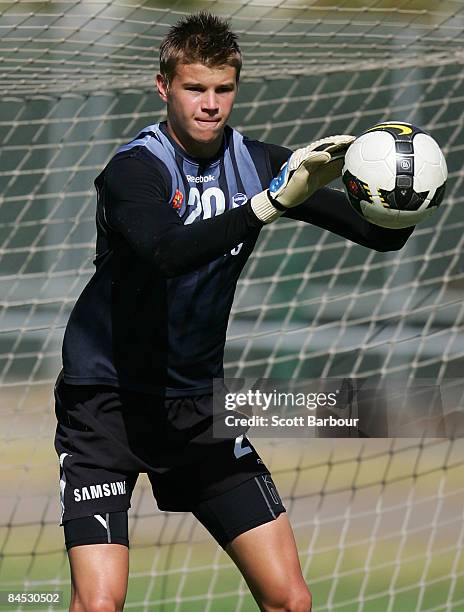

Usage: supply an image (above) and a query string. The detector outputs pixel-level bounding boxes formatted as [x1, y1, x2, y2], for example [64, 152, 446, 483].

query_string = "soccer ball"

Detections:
[342, 122, 447, 229]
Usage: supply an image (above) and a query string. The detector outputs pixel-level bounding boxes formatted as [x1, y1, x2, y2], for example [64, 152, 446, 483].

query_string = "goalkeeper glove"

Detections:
[251, 134, 356, 223]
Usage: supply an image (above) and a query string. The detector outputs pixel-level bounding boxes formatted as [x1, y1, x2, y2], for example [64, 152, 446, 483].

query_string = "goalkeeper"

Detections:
[54, 11, 413, 612]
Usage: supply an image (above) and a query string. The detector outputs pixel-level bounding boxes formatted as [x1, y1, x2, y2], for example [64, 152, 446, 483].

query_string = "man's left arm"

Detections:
[286, 186, 414, 252]
[264, 142, 414, 252]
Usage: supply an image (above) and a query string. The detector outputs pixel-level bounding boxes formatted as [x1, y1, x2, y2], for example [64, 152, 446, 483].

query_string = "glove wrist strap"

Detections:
[250, 190, 284, 224]
[267, 190, 287, 212]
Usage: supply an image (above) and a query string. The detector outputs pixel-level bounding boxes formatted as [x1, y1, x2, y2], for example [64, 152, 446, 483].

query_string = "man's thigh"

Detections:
[68, 543, 129, 611]
[191, 474, 311, 610]
[226, 513, 311, 611]
[192, 474, 286, 548]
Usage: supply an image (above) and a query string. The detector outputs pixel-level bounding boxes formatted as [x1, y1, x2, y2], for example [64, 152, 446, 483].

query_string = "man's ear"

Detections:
[156, 73, 169, 102]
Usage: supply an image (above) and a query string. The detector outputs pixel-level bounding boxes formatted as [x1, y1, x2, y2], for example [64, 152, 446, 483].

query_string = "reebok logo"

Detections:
[187, 174, 215, 183]
[74, 480, 127, 502]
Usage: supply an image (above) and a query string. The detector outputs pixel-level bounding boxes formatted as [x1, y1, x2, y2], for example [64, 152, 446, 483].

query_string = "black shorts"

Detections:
[54, 376, 283, 541]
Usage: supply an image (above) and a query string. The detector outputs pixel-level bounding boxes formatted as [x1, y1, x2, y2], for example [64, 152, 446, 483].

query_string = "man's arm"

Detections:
[265, 142, 414, 252]
[104, 154, 264, 278]
[286, 187, 414, 252]
[103, 135, 351, 277]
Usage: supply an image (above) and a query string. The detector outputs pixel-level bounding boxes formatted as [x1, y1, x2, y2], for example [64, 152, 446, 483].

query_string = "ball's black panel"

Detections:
[395, 179, 414, 209]
[378, 188, 397, 210]
[396, 141, 413, 154]
[396, 176, 413, 187]
[399, 190, 428, 211]
[342, 169, 369, 217]
[427, 182, 446, 209]
[378, 186, 429, 212]
[394, 137, 415, 207]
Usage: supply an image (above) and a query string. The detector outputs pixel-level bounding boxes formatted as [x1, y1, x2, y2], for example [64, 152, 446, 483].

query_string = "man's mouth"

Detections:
[195, 119, 220, 126]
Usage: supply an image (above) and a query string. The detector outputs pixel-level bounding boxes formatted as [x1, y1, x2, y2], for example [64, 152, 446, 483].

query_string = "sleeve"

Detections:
[103, 154, 264, 278]
[264, 142, 414, 252]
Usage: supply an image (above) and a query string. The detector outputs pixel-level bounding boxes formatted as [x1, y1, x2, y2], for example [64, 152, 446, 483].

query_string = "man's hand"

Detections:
[251, 134, 356, 223]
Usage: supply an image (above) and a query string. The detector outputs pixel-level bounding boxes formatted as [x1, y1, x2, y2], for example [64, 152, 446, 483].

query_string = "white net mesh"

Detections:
[1, 1, 464, 610]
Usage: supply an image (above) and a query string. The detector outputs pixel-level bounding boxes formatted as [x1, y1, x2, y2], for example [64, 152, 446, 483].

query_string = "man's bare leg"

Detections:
[68, 544, 128, 612]
[226, 513, 312, 612]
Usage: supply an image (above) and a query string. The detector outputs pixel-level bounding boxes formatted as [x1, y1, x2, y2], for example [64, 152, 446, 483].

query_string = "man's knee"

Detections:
[261, 582, 312, 612]
[71, 593, 125, 612]
[286, 589, 312, 612]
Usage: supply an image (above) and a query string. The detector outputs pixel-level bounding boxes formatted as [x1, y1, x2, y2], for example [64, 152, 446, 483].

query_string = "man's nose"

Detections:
[202, 91, 219, 112]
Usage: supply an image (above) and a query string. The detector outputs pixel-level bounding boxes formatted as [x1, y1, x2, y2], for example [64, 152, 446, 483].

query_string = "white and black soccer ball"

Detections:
[342, 122, 447, 229]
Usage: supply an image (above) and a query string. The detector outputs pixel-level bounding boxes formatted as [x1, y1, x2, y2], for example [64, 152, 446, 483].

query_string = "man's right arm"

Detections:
[104, 155, 264, 277]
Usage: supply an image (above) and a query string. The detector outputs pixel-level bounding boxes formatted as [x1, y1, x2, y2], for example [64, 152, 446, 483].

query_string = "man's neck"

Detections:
[165, 120, 223, 160]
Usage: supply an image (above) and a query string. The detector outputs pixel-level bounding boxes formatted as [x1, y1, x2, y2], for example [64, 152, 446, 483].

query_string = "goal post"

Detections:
[1, 1, 463, 610]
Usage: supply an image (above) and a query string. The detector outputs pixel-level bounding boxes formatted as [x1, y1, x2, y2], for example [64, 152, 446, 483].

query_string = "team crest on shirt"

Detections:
[171, 189, 184, 209]
[232, 193, 247, 207]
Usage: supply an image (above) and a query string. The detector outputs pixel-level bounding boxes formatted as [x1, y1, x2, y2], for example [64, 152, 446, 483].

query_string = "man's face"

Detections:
[156, 62, 238, 158]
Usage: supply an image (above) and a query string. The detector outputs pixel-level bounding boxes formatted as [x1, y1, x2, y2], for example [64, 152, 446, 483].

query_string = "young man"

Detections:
[54, 12, 413, 612]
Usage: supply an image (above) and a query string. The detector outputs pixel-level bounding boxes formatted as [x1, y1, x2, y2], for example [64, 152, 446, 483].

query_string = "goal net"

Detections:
[1, 0, 463, 610]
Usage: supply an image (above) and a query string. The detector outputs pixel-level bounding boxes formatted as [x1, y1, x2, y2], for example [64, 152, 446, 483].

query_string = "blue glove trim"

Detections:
[269, 162, 289, 194]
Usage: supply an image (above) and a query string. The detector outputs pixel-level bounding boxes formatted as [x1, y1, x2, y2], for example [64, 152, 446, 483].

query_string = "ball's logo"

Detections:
[348, 179, 359, 195]
[400, 159, 412, 170]
[368, 123, 413, 136]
